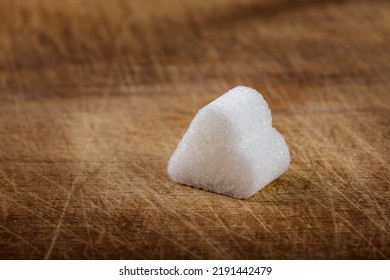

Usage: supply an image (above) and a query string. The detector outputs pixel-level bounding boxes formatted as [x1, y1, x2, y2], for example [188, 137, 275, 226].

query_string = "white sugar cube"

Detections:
[167, 86, 290, 199]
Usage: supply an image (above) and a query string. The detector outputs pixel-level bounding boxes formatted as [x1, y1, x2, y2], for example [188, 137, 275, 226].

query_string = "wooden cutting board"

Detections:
[0, 0, 389, 259]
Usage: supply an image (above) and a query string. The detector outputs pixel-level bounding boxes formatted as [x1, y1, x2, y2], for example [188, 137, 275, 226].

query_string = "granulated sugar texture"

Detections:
[167, 86, 290, 199]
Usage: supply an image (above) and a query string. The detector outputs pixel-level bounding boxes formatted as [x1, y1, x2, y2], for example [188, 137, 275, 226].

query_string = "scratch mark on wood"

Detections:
[43, 181, 77, 260]
[0, 224, 41, 253]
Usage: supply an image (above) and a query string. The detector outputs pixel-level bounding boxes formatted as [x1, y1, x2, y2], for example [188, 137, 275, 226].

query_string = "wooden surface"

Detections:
[0, 0, 389, 260]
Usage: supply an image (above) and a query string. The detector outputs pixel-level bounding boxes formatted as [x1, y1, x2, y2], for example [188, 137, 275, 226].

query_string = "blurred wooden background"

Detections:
[0, 0, 389, 259]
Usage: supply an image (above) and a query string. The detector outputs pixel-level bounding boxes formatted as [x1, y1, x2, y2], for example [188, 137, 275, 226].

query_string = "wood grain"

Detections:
[0, 0, 389, 259]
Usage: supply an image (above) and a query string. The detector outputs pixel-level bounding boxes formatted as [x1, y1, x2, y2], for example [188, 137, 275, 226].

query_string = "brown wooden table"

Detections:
[0, 0, 389, 259]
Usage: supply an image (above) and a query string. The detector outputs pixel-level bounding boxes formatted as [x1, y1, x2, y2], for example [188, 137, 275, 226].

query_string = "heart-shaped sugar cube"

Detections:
[167, 86, 290, 199]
